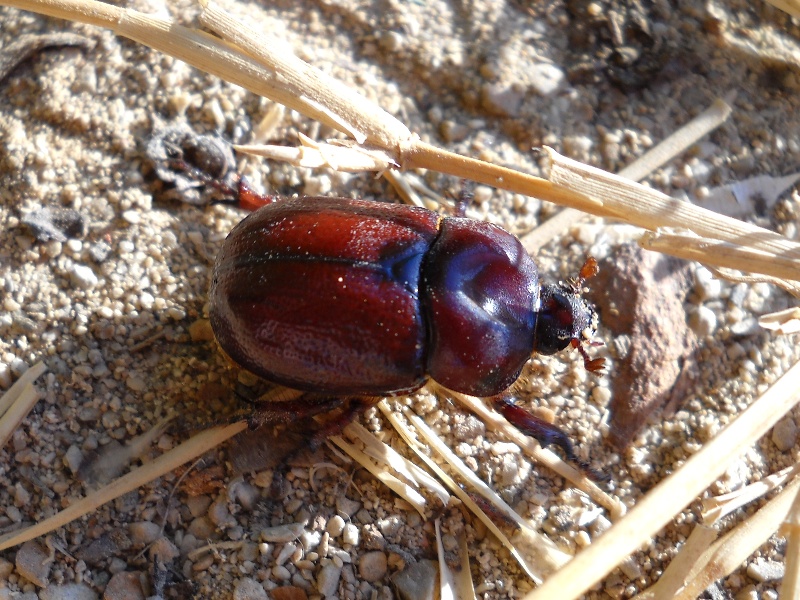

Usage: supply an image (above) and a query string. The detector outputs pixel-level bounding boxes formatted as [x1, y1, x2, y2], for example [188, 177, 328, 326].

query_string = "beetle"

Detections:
[209, 193, 604, 475]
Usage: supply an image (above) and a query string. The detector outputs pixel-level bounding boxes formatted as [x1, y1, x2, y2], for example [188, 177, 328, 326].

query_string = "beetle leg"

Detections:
[245, 394, 378, 450]
[246, 394, 345, 430]
[491, 395, 607, 482]
[307, 397, 379, 449]
[232, 178, 280, 211]
[454, 181, 475, 217]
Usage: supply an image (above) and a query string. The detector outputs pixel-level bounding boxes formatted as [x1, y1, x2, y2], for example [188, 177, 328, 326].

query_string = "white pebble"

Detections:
[746, 559, 784, 582]
[688, 306, 717, 337]
[70, 264, 98, 289]
[342, 523, 359, 546]
[694, 267, 722, 301]
[122, 210, 141, 224]
[529, 63, 565, 96]
[327, 515, 345, 537]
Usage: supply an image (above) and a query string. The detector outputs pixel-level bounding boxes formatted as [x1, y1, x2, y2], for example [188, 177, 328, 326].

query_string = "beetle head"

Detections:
[534, 257, 605, 372]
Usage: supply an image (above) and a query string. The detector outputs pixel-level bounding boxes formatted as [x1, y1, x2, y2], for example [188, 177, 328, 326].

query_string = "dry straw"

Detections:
[3, 0, 800, 597]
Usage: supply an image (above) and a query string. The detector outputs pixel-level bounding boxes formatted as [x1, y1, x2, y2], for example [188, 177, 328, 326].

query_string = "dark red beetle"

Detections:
[209, 195, 603, 474]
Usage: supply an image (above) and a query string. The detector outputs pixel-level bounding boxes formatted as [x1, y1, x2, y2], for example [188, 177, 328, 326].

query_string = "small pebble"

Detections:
[316, 564, 342, 598]
[0, 558, 13, 579]
[391, 559, 438, 600]
[0, 362, 11, 389]
[104, 572, 145, 600]
[63, 445, 83, 474]
[129, 521, 161, 545]
[529, 63, 565, 96]
[270, 586, 309, 600]
[481, 82, 523, 117]
[342, 523, 359, 546]
[262, 522, 304, 543]
[188, 516, 215, 539]
[69, 264, 98, 289]
[149, 538, 179, 563]
[327, 515, 345, 538]
[186, 495, 212, 518]
[694, 267, 722, 300]
[746, 559, 784, 582]
[125, 375, 147, 392]
[772, 417, 798, 451]
[121, 210, 141, 224]
[275, 543, 296, 566]
[336, 497, 361, 518]
[688, 305, 717, 337]
[233, 577, 268, 600]
[377, 516, 401, 537]
[208, 499, 236, 528]
[16, 540, 51, 587]
[235, 482, 260, 510]
[358, 551, 388, 582]
[38, 583, 97, 600]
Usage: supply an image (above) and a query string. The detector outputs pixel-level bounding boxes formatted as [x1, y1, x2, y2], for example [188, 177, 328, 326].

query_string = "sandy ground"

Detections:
[1, 0, 800, 598]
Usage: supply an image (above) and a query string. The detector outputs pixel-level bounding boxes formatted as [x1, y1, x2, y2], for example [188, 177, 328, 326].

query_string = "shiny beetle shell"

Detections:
[209, 197, 597, 398]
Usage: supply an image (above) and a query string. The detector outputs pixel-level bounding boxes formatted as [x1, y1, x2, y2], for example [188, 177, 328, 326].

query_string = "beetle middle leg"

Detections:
[491, 395, 607, 482]
[247, 392, 376, 448]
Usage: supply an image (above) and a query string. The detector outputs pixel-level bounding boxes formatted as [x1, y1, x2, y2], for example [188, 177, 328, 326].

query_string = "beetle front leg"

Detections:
[491, 395, 607, 482]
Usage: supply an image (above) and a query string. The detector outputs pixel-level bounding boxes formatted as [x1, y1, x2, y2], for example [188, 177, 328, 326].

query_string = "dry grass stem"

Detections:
[0, 361, 46, 418]
[632, 524, 718, 600]
[672, 474, 800, 599]
[545, 149, 800, 283]
[639, 229, 800, 286]
[406, 409, 536, 533]
[780, 485, 800, 600]
[0, 384, 40, 450]
[437, 387, 622, 517]
[434, 519, 455, 598]
[343, 421, 450, 506]
[3, 0, 800, 595]
[702, 462, 800, 523]
[620, 98, 733, 183]
[524, 357, 800, 600]
[706, 266, 800, 298]
[435, 518, 476, 600]
[235, 136, 398, 173]
[762, 0, 800, 17]
[197, 0, 411, 147]
[759, 307, 800, 334]
[0, 362, 46, 449]
[0, 421, 247, 551]
[378, 401, 570, 583]
[456, 531, 478, 599]
[523, 96, 732, 252]
[328, 433, 428, 517]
